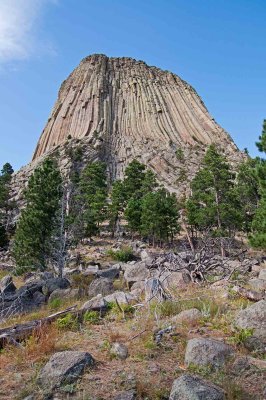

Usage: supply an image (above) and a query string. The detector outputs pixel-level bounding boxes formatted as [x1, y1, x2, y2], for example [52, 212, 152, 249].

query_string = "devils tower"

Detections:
[22, 54, 242, 196]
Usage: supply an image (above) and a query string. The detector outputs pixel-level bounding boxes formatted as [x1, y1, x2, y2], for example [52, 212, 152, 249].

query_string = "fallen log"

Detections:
[231, 286, 264, 302]
[0, 305, 79, 348]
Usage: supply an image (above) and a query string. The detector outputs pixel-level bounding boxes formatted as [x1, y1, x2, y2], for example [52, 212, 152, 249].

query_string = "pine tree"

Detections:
[250, 121, 266, 249]
[12, 158, 62, 272]
[141, 188, 179, 245]
[0, 162, 14, 248]
[108, 180, 126, 236]
[123, 159, 146, 200]
[186, 145, 242, 253]
[236, 157, 260, 232]
[78, 161, 107, 238]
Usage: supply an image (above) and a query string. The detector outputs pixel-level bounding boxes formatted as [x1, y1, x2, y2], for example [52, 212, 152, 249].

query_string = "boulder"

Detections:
[234, 300, 266, 339]
[160, 270, 190, 290]
[124, 262, 149, 286]
[97, 267, 120, 280]
[104, 291, 136, 305]
[243, 336, 265, 353]
[185, 338, 233, 369]
[49, 288, 80, 302]
[32, 291, 46, 306]
[248, 278, 266, 292]
[172, 308, 202, 326]
[258, 269, 266, 280]
[169, 374, 225, 400]
[38, 351, 94, 391]
[82, 265, 99, 276]
[0, 275, 16, 294]
[88, 277, 114, 297]
[42, 277, 70, 296]
[130, 280, 145, 297]
[81, 294, 108, 313]
[110, 343, 129, 360]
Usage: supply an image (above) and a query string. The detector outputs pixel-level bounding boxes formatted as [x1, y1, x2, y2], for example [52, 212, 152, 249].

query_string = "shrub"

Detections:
[107, 246, 134, 262]
[49, 298, 62, 310]
[175, 148, 184, 161]
[229, 327, 254, 345]
[56, 313, 79, 331]
[83, 310, 100, 324]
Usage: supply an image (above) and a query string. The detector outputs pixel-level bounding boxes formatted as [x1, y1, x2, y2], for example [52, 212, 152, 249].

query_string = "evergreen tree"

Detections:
[12, 158, 62, 271]
[108, 180, 126, 236]
[0, 162, 14, 248]
[78, 161, 107, 237]
[123, 159, 146, 200]
[250, 121, 266, 249]
[186, 145, 242, 252]
[124, 196, 142, 235]
[236, 157, 260, 232]
[141, 188, 179, 245]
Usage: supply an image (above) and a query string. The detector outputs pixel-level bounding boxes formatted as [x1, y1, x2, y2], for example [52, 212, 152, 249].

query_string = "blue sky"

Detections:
[0, 0, 265, 170]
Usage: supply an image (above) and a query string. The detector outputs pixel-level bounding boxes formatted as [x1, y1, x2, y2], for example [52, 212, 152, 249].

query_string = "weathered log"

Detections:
[231, 286, 264, 302]
[0, 305, 78, 348]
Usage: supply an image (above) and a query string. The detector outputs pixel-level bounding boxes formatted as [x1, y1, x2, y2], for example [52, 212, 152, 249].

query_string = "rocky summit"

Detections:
[22, 55, 241, 191]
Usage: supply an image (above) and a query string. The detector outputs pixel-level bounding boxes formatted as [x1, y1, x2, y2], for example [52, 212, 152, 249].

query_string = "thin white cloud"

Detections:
[0, 0, 57, 64]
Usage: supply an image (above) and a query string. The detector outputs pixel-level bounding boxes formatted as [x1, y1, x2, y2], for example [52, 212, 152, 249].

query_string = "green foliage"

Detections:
[175, 148, 185, 161]
[236, 157, 260, 232]
[250, 120, 266, 249]
[56, 313, 79, 331]
[107, 246, 134, 262]
[123, 159, 146, 199]
[108, 160, 179, 243]
[0, 162, 14, 248]
[108, 180, 126, 236]
[83, 310, 100, 324]
[141, 188, 180, 243]
[49, 298, 63, 310]
[78, 161, 107, 238]
[186, 144, 243, 237]
[124, 196, 142, 233]
[229, 327, 254, 346]
[12, 158, 62, 271]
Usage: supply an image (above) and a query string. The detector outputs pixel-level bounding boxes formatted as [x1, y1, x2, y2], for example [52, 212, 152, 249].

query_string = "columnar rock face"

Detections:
[32, 54, 242, 194]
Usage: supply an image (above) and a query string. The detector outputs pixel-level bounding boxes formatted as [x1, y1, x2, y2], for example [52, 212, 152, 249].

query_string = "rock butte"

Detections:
[14, 54, 243, 200]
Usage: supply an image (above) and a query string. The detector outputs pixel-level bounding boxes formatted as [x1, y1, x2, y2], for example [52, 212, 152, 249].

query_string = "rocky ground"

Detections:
[0, 238, 265, 400]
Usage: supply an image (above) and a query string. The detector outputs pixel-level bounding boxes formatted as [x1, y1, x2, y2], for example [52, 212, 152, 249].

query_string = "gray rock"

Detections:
[258, 269, 266, 280]
[82, 265, 99, 276]
[104, 291, 136, 305]
[160, 270, 190, 289]
[124, 262, 149, 286]
[42, 277, 70, 296]
[169, 374, 225, 400]
[234, 300, 266, 339]
[88, 277, 114, 297]
[0, 275, 16, 294]
[97, 267, 120, 280]
[38, 351, 94, 391]
[243, 336, 266, 353]
[114, 389, 136, 400]
[185, 338, 233, 369]
[81, 294, 108, 312]
[32, 291, 46, 305]
[110, 342, 128, 359]
[49, 288, 80, 302]
[130, 280, 145, 297]
[172, 308, 202, 326]
[248, 278, 266, 292]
